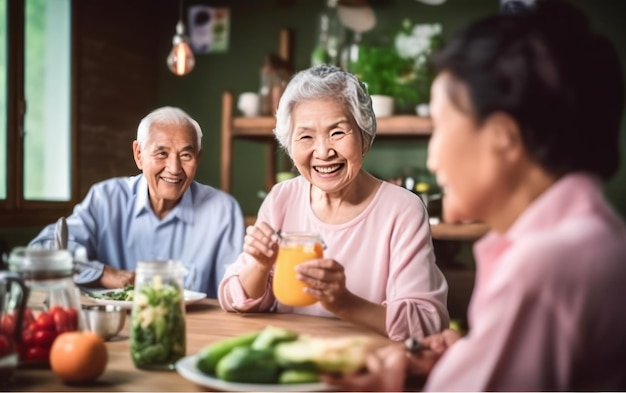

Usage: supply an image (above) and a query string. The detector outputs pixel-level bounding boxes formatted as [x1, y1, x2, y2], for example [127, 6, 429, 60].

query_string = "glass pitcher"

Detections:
[7, 247, 83, 367]
[0, 271, 28, 385]
[130, 260, 186, 370]
[273, 232, 324, 307]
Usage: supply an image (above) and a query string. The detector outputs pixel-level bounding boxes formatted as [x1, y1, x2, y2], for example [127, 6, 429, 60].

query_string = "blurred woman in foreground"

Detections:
[325, 0, 626, 390]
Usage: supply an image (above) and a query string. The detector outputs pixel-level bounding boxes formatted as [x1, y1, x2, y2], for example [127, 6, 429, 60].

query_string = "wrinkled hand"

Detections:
[323, 330, 462, 391]
[243, 221, 280, 269]
[420, 328, 461, 355]
[296, 258, 349, 312]
[322, 344, 408, 392]
[100, 266, 135, 289]
[402, 329, 462, 377]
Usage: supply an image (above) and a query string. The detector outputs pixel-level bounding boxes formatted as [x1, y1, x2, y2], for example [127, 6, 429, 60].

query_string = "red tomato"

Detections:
[21, 328, 35, 348]
[22, 308, 35, 329]
[33, 330, 57, 347]
[50, 307, 71, 333]
[66, 308, 78, 331]
[24, 346, 50, 362]
[0, 314, 15, 336]
[35, 312, 55, 332]
[47, 306, 62, 315]
[0, 333, 12, 357]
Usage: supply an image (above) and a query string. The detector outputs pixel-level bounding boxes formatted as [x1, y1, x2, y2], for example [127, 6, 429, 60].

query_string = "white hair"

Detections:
[274, 64, 376, 158]
[136, 106, 203, 151]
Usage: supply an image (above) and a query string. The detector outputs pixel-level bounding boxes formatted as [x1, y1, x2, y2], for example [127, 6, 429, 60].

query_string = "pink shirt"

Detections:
[218, 176, 449, 340]
[425, 173, 626, 391]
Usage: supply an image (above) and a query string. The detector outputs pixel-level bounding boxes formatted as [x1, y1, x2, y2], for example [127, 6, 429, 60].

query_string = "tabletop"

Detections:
[7, 297, 394, 392]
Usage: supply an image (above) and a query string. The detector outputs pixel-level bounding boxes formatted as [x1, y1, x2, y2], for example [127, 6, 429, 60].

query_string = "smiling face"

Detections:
[290, 98, 367, 196]
[133, 122, 200, 218]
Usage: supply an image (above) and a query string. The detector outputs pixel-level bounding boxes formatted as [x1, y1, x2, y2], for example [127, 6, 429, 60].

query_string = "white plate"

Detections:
[175, 354, 333, 392]
[86, 289, 207, 309]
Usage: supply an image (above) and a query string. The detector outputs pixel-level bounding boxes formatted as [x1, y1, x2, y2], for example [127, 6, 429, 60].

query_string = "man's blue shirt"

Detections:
[29, 175, 245, 298]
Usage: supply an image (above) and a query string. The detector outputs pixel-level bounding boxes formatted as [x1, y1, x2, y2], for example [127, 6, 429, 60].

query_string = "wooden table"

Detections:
[8, 298, 393, 391]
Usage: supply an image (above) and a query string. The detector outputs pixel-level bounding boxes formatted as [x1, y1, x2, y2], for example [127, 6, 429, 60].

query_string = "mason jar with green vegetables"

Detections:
[130, 260, 186, 370]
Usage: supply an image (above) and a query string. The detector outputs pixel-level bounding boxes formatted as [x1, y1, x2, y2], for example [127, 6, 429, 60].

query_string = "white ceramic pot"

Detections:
[237, 92, 261, 117]
[370, 95, 394, 118]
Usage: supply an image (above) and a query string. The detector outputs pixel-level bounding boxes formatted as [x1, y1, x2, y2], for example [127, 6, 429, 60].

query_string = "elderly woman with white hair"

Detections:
[218, 65, 449, 341]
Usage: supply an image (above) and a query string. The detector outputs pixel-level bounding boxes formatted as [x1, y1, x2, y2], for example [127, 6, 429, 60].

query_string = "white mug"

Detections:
[237, 92, 261, 117]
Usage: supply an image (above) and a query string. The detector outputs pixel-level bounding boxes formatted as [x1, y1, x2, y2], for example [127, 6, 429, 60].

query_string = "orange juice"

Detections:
[273, 233, 324, 307]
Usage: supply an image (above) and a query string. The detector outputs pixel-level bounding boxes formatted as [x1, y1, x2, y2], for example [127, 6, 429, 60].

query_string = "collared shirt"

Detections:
[425, 173, 626, 391]
[218, 175, 449, 341]
[29, 175, 245, 298]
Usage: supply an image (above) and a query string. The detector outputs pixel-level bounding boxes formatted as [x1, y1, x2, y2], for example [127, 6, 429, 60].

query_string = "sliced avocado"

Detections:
[274, 335, 370, 374]
[251, 325, 299, 350]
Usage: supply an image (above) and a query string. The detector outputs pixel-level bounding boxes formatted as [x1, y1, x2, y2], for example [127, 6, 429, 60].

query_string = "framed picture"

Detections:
[187, 5, 230, 54]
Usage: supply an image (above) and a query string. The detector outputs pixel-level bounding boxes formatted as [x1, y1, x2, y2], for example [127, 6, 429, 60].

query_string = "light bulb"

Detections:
[167, 21, 195, 76]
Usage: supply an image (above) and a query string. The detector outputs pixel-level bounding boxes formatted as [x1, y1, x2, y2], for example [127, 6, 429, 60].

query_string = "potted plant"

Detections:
[350, 20, 443, 115]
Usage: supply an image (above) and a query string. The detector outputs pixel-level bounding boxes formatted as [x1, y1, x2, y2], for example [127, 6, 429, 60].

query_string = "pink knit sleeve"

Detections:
[217, 252, 277, 312]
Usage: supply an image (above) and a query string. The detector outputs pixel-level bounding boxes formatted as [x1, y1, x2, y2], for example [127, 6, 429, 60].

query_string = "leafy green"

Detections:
[349, 21, 443, 113]
[129, 281, 186, 368]
[89, 284, 135, 301]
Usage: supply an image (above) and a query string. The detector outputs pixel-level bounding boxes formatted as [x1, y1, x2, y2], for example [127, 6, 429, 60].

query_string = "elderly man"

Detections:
[30, 106, 244, 298]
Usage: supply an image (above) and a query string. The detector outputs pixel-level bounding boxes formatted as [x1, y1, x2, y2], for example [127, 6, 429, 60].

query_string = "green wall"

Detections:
[3, 0, 624, 252]
[157, 0, 626, 219]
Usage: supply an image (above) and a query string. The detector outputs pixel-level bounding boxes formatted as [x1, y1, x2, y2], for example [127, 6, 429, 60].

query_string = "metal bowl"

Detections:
[82, 304, 126, 341]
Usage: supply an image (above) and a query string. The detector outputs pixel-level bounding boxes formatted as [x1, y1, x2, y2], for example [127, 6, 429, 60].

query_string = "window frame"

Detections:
[0, 0, 79, 227]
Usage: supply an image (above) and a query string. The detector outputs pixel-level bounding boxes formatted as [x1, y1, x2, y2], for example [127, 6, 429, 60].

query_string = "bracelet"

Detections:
[403, 337, 429, 390]
[404, 337, 423, 353]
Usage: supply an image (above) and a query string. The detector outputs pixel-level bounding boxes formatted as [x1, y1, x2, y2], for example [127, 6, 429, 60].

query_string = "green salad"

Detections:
[89, 284, 135, 301]
[129, 278, 186, 369]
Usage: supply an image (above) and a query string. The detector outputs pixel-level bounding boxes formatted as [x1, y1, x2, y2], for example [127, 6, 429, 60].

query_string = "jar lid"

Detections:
[136, 260, 187, 275]
[8, 247, 73, 276]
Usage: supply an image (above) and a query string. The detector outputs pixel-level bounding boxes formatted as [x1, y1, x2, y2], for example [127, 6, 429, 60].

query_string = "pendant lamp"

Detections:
[167, 0, 195, 76]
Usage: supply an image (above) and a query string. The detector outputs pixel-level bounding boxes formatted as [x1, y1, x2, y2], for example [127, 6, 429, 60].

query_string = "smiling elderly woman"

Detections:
[218, 65, 449, 341]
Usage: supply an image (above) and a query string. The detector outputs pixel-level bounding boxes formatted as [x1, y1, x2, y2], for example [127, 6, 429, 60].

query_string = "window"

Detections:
[0, 0, 7, 200]
[1, 0, 74, 226]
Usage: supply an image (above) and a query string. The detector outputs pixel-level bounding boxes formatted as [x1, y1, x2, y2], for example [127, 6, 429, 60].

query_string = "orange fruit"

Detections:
[50, 331, 108, 383]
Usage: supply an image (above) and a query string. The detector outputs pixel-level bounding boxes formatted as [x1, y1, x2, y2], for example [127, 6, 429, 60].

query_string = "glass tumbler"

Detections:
[7, 247, 83, 367]
[272, 233, 324, 307]
[0, 272, 28, 385]
[130, 260, 186, 370]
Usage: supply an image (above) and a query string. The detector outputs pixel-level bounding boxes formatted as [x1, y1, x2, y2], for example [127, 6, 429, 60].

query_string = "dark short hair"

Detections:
[431, 0, 624, 180]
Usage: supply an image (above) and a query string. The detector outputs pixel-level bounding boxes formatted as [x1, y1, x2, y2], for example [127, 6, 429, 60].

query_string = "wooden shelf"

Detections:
[228, 112, 433, 139]
[231, 116, 277, 137]
[376, 115, 433, 136]
[221, 91, 434, 193]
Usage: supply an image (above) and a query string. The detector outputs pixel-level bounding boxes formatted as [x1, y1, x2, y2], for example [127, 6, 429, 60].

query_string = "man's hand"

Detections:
[100, 266, 135, 289]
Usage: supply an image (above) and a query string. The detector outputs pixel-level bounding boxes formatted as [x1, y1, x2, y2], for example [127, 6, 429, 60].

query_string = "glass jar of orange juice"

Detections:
[273, 232, 324, 307]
